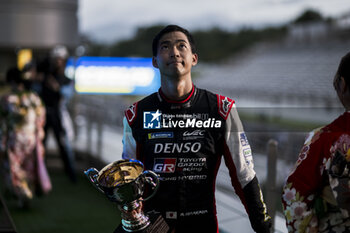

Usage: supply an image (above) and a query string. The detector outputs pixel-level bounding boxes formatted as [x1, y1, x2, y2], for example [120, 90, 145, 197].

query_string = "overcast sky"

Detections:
[78, 0, 350, 43]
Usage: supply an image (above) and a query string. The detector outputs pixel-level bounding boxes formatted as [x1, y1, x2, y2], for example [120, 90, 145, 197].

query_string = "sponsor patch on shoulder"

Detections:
[216, 95, 235, 120]
[125, 102, 137, 124]
[148, 132, 174, 139]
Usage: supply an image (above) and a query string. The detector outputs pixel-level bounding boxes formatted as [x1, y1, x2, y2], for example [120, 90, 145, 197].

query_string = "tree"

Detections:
[294, 9, 323, 24]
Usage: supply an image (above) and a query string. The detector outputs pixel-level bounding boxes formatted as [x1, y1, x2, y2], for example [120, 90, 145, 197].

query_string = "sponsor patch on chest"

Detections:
[153, 158, 177, 173]
[148, 132, 174, 139]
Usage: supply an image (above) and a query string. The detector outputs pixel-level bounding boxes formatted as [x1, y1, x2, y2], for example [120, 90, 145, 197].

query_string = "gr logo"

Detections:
[143, 110, 162, 129]
[153, 158, 177, 173]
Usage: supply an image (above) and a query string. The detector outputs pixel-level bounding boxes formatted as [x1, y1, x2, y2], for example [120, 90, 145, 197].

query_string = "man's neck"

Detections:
[160, 77, 193, 101]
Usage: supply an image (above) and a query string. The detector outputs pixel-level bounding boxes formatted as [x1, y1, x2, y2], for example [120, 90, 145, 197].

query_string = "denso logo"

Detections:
[154, 142, 201, 154]
[153, 158, 177, 173]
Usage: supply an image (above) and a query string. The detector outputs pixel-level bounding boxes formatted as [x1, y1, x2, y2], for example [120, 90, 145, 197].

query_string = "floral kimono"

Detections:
[0, 91, 51, 200]
[282, 111, 350, 233]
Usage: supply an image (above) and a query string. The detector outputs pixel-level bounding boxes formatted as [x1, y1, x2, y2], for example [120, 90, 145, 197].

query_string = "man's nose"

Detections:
[170, 46, 180, 57]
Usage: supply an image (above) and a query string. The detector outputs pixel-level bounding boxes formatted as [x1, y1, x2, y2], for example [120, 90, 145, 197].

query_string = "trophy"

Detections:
[85, 159, 162, 232]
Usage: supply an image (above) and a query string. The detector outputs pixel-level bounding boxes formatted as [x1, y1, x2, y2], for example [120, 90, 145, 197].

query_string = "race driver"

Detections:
[122, 25, 271, 233]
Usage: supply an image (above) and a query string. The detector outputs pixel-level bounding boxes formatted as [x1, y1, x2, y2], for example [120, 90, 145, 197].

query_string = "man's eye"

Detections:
[179, 44, 187, 48]
[160, 45, 168, 50]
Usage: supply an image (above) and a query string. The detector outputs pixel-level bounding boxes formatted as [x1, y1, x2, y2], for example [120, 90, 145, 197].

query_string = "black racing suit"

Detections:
[122, 86, 271, 233]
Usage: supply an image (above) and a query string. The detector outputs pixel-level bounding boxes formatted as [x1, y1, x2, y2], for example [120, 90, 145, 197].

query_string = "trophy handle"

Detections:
[84, 168, 105, 194]
[142, 170, 159, 202]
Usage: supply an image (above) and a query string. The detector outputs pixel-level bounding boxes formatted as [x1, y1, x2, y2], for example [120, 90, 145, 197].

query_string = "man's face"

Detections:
[335, 76, 350, 109]
[153, 31, 198, 79]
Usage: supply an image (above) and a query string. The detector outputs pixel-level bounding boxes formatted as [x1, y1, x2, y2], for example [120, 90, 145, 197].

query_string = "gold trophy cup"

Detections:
[85, 159, 159, 232]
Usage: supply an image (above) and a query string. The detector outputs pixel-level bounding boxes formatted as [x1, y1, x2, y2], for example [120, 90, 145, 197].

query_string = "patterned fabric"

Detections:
[0, 91, 51, 200]
[282, 112, 350, 233]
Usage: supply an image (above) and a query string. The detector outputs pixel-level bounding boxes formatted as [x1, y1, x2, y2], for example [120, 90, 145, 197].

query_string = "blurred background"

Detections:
[0, 0, 350, 232]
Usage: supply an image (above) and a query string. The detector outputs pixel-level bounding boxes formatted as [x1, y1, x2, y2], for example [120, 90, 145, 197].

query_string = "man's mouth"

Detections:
[168, 61, 183, 65]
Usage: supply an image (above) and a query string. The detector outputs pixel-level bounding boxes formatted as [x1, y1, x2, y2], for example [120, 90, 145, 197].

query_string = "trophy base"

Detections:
[114, 212, 169, 233]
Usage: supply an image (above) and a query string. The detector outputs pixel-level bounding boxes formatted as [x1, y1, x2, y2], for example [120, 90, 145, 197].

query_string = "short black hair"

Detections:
[334, 51, 350, 90]
[152, 25, 197, 56]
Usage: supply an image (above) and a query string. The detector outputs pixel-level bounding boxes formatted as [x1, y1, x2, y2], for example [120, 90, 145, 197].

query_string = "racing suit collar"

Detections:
[157, 84, 197, 109]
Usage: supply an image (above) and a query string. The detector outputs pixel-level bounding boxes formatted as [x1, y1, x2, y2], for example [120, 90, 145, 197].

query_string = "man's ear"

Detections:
[340, 76, 347, 94]
[192, 53, 198, 66]
[152, 57, 158, 68]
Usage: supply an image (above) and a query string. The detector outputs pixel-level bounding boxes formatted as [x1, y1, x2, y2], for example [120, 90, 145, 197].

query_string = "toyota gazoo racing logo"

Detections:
[153, 158, 177, 173]
[143, 110, 162, 129]
[143, 110, 222, 129]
